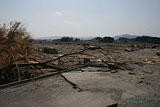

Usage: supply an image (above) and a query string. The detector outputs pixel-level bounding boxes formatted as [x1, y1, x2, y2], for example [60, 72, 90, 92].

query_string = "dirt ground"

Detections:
[0, 42, 160, 107]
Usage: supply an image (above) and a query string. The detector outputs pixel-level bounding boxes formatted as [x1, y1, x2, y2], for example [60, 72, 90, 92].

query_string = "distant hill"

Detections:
[113, 34, 138, 40]
[34, 36, 94, 40]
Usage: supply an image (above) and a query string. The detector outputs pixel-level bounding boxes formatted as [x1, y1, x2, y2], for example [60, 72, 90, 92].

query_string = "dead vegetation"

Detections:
[0, 21, 35, 84]
[0, 22, 34, 67]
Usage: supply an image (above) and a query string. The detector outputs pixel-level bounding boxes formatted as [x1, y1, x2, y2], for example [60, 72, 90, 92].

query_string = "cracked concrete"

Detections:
[60, 73, 83, 92]
[0, 67, 159, 107]
[61, 72, 153, 105]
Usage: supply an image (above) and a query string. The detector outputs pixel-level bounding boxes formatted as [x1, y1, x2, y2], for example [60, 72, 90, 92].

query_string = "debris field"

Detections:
[0, 42, 160, 107]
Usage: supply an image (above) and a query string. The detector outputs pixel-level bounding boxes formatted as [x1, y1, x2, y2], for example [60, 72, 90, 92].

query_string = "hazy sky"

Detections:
[0, 0, 160, 38]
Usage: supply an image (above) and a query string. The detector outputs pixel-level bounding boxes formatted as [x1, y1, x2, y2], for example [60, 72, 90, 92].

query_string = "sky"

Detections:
[0, 0, 160, 38]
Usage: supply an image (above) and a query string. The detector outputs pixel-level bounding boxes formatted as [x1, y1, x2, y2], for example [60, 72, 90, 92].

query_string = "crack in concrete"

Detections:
[60, 73, 83, 92]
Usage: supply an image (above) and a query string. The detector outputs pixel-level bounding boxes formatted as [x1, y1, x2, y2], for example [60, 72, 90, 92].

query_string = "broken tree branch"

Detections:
[0, 48, 93, 72]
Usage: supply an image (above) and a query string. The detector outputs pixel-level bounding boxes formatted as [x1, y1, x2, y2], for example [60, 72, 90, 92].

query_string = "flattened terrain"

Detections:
[0, 43, 160, 107]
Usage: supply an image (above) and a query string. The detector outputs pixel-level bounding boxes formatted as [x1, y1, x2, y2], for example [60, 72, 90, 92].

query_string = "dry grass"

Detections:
[0, 21, 35, 84]
[0, 21, 34, 68]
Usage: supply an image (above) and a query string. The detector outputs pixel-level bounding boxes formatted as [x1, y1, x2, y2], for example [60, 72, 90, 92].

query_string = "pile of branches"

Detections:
[0, 21, 35, 84]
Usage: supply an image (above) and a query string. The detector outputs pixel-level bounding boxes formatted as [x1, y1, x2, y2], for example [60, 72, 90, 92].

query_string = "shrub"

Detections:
[0, 21, 34, 68]
[0, 21, 35, 84]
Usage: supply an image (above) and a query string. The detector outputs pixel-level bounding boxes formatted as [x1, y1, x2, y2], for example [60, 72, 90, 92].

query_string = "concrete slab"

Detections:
[56, 91, 115, 107]
[0, 71, 155, 107]
[62, 72, 151, 101]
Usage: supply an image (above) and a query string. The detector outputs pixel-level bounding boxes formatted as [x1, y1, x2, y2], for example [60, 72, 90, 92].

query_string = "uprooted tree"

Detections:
[0, 21, 35, 84]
